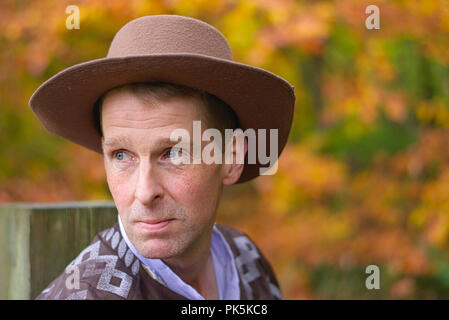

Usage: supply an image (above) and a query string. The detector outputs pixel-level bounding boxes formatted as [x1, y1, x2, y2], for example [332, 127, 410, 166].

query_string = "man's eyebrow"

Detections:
[102, 136, 133, 148]
[102, 136, 191, 149]
[154, 137, 191, 149]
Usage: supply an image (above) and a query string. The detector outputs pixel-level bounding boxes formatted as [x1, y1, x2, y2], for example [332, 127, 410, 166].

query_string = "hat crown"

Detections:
[107, 15, 233, 61]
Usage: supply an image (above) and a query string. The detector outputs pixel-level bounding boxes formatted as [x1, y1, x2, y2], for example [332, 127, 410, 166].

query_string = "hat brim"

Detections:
[29, 53, 295, 183]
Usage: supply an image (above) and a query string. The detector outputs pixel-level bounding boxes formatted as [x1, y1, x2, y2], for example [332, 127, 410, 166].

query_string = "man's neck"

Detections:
[163, 240, 218, 299]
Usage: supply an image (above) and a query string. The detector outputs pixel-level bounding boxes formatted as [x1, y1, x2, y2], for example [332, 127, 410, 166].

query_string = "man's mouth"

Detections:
[136, 218, 175, 232]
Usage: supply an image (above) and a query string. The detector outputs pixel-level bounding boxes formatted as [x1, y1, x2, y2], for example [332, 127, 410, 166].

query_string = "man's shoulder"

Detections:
[215, 223, 269, 259]
[215, 223, 247, 239]
[215, 223, 266, 259]
[215, 223, 282, 300]
[35, 224, 142, 300]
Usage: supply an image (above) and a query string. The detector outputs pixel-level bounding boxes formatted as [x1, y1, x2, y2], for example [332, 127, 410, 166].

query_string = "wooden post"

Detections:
[0, 201, 117, 299]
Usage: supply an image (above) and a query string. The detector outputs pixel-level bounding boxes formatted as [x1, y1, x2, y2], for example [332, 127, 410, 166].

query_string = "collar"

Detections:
[117, 214, 240, 300]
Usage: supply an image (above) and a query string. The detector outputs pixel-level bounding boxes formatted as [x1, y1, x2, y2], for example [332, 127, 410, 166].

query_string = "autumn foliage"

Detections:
[1, 0, 449, 299]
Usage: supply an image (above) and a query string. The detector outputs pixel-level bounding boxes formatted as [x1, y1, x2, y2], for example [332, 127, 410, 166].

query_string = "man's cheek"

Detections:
[109, 176, 132, 202]
[171, 174, 195, 197]
[170, 171, 216, 204]
[170, 170, 210, 201]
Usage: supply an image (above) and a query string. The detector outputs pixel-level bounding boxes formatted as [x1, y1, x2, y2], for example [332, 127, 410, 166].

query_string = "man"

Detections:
[29, 14, 295, 300]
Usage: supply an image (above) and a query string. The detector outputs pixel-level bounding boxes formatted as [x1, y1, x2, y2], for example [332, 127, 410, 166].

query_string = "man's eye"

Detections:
[114, 151, 130, 161]
[165, 148, 183, 159]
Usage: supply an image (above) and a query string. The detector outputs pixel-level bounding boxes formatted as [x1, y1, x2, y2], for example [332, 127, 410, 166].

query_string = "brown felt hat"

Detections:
[29, 14, 296, 183]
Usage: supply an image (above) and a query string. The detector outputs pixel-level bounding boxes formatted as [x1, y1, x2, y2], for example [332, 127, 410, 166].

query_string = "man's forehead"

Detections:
[102, 87, 205, 114]
[101, 90, 210, 127]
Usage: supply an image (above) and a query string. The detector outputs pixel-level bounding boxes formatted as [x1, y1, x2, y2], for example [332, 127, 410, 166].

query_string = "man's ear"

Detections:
[222, 130, 248, 185]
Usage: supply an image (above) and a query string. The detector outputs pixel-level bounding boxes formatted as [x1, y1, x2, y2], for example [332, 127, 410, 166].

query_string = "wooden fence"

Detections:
[0, 201, 117, 299]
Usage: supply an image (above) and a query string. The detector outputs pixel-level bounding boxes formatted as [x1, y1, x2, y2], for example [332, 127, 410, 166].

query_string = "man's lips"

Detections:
[135, 218, 175, 232]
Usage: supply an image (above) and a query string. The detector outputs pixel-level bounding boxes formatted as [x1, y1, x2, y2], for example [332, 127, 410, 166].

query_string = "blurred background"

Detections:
[1, 0, 449, 299]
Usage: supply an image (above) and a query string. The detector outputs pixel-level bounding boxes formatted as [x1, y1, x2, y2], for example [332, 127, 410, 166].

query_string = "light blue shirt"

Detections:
[117, 215, 241, 299]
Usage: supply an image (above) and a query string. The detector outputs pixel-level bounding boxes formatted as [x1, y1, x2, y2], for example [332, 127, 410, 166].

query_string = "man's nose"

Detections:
[134, 161, 164, 205]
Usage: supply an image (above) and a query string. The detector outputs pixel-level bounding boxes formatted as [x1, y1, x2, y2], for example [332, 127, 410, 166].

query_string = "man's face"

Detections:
[101, 89, 227, 262]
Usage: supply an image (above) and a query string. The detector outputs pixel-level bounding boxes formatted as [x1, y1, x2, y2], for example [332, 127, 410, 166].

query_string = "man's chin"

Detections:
[134, 239, 181, 260]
